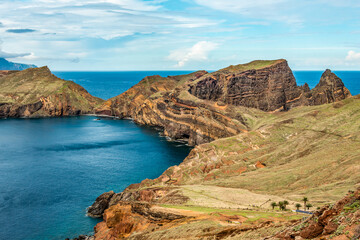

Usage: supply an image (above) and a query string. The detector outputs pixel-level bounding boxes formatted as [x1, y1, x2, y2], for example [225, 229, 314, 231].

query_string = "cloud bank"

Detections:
[168, 41, 218, 67]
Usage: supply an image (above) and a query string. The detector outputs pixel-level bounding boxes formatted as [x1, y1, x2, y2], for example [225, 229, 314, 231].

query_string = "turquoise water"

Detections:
[1, 70, 359, 240]
[0, 117, 191, 240]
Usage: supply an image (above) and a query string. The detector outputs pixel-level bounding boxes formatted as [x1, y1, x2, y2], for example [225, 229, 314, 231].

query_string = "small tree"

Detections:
[306, 203, 313, 210]
[302, 197, 308, 210]
[271, 202, 277, 210]
[295, 203, 302, 210]
[283, 200, 289, 210]
[278, 201, 284, 211]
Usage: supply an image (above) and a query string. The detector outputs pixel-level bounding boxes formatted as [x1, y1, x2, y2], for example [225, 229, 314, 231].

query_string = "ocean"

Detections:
[0, 70, 359, 240]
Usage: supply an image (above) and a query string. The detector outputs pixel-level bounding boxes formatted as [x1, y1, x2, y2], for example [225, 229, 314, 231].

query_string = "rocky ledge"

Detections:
[0, 66, 104, 118]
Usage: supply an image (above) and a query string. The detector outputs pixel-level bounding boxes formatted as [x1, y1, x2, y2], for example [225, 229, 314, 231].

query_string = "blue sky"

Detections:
[0, 0, 359, 70]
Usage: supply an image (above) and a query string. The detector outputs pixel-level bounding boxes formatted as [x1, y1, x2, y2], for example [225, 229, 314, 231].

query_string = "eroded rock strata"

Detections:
[96, 59, 350, 146]
[0, 66, 104, 118]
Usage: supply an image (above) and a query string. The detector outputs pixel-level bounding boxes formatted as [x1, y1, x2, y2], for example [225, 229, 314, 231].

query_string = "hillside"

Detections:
[0, 67, 104, 118]
[84, 60, 358, 239]
[0, 58, 37, 70]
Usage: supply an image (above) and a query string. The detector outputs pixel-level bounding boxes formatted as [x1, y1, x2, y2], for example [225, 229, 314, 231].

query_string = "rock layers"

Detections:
[0, 66, 103, 118]
[96, 59, 351, 146]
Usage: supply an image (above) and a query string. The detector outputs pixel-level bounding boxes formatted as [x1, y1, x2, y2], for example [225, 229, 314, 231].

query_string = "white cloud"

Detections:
[346, 50, 360, 61]
[168, 41, 218, 67]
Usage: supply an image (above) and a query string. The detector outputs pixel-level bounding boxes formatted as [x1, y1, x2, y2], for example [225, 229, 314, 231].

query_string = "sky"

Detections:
[0, 0, 359, 70]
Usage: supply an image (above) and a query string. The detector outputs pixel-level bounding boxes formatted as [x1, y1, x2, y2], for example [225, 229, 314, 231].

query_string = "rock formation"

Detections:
[96, 59, 351, 146]
[87, 191, 115, 218]
[0, 66, 104, 118]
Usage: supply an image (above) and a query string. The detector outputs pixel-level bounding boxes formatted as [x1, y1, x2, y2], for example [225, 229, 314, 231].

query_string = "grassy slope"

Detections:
[218, 59, 284, 74]
[0, 67, 103, 113]
[121, 96, 359, 239]
[188, 96, 360, 204]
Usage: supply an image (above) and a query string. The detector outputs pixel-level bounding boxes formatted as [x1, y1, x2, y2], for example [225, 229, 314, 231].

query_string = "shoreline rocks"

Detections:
[87, 191, 115, 218]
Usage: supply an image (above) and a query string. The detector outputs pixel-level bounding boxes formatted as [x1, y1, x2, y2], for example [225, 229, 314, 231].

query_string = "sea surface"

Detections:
[0, 70, 359, 240]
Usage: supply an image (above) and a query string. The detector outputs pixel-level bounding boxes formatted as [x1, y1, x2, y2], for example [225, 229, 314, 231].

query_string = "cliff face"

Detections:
[0, 67, 104, 118]
[188, 61, 351, 111]
[96, 59, 351, 146]
[188, 59, 300, 111]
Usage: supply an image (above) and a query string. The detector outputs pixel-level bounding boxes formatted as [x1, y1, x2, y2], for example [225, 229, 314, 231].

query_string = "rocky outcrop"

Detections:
[310, 69, 352, 105]
[274, 188, 360, 240]
[94, 202, 188, 239]
[87, 191, 115, 218]
[188, 61, 351, 112]
[96, 59, 351, 146]
[0, 66, 104, 118]
[189, 59, 301, 111]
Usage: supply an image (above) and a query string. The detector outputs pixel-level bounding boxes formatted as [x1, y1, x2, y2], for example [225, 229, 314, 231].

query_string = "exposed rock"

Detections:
[93, 202, 188, 239]
[0, 66, 104, 118]
[189, 59, 300, 111]
[96, 59, 351, 146]
[87, 191, 115, 218]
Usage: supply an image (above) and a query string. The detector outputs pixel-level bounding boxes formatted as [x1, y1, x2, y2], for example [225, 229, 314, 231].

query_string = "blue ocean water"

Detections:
[54, 71, 194, 100]
[0, 70, 359, 240]
[0, 117, 191, 240]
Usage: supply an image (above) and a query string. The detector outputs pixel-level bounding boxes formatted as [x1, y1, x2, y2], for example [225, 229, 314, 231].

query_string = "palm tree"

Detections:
[271, 202, 277, 210]
[306, 203, 313, 210]
[283, 200, 289, 210]
[295, 203, 302, 210]
[302, 197, 308, 210]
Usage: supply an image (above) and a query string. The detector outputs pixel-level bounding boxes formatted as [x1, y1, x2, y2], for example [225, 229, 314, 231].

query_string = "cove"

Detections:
[0, 117, 191, 240]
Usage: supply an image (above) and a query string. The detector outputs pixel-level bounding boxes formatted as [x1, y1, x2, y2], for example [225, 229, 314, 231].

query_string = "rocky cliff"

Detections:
[96, 59, 351, 146]
[0, 66, 104, 118]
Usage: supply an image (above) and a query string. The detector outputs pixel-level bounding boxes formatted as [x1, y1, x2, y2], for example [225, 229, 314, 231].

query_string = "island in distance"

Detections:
[0, 57, 37, 71]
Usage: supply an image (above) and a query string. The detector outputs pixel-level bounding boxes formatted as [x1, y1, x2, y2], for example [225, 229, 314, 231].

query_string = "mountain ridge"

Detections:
[0, 57, 37, 70]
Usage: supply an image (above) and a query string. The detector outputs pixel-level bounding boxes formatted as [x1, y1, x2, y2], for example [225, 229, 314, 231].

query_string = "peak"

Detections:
[323, 69, 333, 75]
[316, 69, 346, 89]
